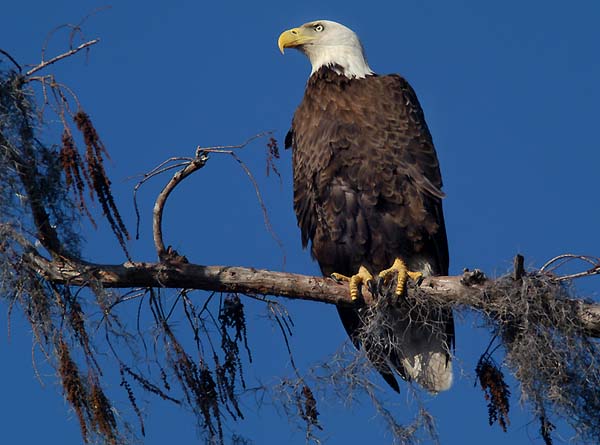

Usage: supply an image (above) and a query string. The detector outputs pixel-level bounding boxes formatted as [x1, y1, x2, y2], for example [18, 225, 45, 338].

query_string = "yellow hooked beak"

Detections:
[278, 27, 314, 54]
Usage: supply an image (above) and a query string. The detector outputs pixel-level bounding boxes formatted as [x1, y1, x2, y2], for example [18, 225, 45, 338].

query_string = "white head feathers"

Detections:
[278, 20, 374, 79]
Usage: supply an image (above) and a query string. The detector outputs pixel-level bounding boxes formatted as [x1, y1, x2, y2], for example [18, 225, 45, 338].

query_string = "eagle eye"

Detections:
[313, 24, 324, 32]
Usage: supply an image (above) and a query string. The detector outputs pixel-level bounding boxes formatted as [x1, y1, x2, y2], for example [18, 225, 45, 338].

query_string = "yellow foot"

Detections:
[378, 258, 423, 296]
[332, 266, 374, 301]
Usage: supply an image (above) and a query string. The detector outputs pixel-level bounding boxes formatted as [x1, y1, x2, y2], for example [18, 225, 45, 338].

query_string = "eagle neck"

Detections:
[307, 46, 373, 79]
[308, 65, 376, 86]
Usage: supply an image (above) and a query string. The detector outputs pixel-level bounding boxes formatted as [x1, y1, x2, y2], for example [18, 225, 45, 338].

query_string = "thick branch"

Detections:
[24, 252, 600, 337]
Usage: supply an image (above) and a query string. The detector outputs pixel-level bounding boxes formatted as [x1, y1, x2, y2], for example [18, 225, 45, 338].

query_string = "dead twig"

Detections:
[540, 254, 600, 282]
[26, 39, 100, 77]
[152, 153, 209, 261]
[139, 133, 284, 263]
[203, 147, 286, 267]
[131, 158, 193, 240]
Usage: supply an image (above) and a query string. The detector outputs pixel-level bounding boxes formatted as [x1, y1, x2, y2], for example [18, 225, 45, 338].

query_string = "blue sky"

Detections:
[2, 1, 600, 444]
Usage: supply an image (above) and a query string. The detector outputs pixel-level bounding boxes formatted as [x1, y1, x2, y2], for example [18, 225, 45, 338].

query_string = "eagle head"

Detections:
[278, 20, 373, 79]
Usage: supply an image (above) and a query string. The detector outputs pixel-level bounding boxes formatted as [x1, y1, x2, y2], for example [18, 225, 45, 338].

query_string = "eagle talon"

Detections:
[330, 273, 345, 284]
[379, 258, 423, 297]
[332, 266, 373, 301]
[408, 270, 424, 286]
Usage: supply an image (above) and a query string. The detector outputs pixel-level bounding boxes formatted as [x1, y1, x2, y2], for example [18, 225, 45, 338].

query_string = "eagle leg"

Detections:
[379, 258, 423, 296]
[331, 266, 373, 301]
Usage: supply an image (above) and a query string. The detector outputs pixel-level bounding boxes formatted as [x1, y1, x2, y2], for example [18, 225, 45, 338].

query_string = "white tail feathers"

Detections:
[400, 346, 453, 393]
[396, 259, 453, 393]
[373, 303, 453, 393]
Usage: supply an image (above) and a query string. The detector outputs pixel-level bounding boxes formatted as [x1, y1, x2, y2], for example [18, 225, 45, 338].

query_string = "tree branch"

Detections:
[152, 153, 208, 260]
[25, 39, 100, 77]
[148, 135, 281, 262]
[23, 250, 600, 337]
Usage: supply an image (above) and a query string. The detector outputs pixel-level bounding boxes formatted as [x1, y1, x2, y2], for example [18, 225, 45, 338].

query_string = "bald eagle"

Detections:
[278, 20, 453, 393]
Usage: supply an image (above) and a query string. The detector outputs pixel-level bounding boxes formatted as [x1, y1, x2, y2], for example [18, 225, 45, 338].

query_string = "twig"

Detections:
[269, 302, 300, 377]
[26, 39, 100, 77]
[36, 7, 109, 77]
[540, 254, 600, 281]
[204, 147, 286, 267]
[27, 75, 83, 120]
[199, 132, 271, 151]
[540, 254, 599, 272]
[554, 267, 600, 282]
[148, 133, 283, 262]
[131, 158, 193, 240]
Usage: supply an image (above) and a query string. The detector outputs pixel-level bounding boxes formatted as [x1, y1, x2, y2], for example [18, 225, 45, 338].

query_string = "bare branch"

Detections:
[146, 133, 284, 262]
[540, 254, 600, 281]
[152, 154, 209, 260]
[25, 39, 100, 77]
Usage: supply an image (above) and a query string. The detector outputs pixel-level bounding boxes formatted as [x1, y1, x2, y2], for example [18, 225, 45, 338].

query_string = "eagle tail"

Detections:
[390, 260, 454, 393]
[338, 306, 453, 393]
[397, 336, 453, 393]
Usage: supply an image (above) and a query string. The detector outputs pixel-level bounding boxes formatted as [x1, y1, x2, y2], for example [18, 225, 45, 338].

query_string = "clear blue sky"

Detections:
[2, 1, 600, 444]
